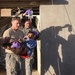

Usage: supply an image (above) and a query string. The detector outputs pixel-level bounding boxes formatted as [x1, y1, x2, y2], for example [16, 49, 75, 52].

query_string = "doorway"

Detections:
[31, 16, 39, 71]
[0, 7, 41, 75]
[31, 15, 41, 75]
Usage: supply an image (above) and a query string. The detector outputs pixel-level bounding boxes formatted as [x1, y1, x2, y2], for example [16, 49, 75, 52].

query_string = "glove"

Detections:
[25, 9, 31, 15]
[11, 41, 21, 48]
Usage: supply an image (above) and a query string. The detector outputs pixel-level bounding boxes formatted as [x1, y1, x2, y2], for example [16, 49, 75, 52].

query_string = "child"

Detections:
[20, 31, 37, 75]
[21, 31, 37, 58]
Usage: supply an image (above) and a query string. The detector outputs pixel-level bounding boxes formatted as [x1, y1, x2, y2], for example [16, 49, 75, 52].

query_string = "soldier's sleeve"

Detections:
[3, 30, 10, 38]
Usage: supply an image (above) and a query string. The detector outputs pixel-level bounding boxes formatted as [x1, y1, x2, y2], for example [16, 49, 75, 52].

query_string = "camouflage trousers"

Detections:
[5, 52, 21, 75]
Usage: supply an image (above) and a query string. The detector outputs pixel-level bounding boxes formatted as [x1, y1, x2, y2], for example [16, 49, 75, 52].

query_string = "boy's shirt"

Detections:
[22, 38, 36, 58]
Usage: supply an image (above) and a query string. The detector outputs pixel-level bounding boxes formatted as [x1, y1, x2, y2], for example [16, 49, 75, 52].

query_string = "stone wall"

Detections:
[40, 0, 75, 75]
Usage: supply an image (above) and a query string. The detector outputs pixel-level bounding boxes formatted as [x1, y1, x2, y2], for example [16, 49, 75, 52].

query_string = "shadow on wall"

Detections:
[40, 24, 75, 75]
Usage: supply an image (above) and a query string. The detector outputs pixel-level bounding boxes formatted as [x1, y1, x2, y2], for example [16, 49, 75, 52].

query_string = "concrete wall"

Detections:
[40, 0, 75, 75]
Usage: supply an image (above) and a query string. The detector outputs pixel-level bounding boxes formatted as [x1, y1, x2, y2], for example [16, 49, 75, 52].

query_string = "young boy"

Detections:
[20, 31, 37, 75]
[21, 30, 37, 58]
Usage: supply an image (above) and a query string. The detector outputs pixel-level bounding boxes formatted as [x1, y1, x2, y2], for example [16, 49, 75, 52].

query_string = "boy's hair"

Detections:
[27, 31, 34, 35]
